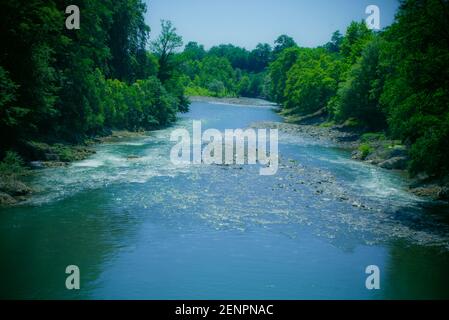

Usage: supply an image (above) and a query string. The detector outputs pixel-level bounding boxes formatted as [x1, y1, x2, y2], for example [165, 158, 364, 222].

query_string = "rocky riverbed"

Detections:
[251, 120, 449, 202]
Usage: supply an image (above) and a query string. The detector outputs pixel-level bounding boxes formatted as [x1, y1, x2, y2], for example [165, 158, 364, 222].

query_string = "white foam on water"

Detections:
[71, 159, 104, 168]
[25, 124, 195, 205]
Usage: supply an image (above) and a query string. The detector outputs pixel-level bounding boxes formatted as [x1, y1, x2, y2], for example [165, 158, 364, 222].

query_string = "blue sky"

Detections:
[145, 0, 400, 50]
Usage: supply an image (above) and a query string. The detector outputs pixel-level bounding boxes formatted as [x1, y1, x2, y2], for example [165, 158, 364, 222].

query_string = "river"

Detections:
[1, 101, 448, 299]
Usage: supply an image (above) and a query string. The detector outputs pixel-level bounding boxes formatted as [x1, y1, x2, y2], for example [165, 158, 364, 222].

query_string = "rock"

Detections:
[378, 157, 408, 170]
[409, 173, 431, 188]
[351, 150, 363, 160]
[410, 186, 441, 199]
[0, 179, 33, 196]
[29, 161, 44, 168]
[438, 187, 449, 201]
[23, 141, 52, 159]
[365, 158, 382, 165]
[41, 161, 68, 168]
[363, 144, 408, 167]
[44, 153, 60, 161]
[387, 145, 408, 158]
[352, 201, 361, 207]
[0, 192, 16, 206]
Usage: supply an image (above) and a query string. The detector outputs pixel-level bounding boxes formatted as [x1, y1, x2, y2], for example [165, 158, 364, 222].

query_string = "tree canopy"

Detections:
[0, 0, 188, 155]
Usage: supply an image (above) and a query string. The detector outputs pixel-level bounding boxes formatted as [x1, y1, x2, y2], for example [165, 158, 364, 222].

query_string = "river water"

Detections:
[1, 101, 448, 299]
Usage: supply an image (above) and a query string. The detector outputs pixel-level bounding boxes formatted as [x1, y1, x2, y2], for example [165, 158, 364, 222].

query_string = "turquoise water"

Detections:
[1, 102, 448, 299]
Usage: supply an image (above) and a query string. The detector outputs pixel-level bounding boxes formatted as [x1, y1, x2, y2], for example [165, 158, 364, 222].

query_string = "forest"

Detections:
[176, 0, 449, 178]
[0, 0, 188, 155]
[1, 0, 448, 181]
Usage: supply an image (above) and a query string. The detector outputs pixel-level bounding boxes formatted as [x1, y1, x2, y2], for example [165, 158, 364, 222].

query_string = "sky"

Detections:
[145, 0, 400, 50]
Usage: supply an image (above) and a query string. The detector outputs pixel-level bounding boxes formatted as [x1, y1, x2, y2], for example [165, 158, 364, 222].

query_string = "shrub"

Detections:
[0, 151, 28, 177]
[358, 143, 373, 160]
[360, 132, 386, 143]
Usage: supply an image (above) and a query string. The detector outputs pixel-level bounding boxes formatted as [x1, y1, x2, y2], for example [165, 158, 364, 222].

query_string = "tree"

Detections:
[379, 0, 449, 175]
[109, 0, 150, 83]
[209, 44, 250, 70]
[183, 42, 206, 61]
[0, 67, 28, 152]
[273, 35, 297, 56]
[197, 56, 236, 96]
[283, 50, 341, 117]
[332, 39, 386, 130]
[0, 0, 188, 153]
[238, 75, 251, 97]
[249, 43, 272, 72]
[340, 21, 373, 64]
[268, 47, 301, 103]
[325, 31, 344, 53]
[151, 20, 183, 83]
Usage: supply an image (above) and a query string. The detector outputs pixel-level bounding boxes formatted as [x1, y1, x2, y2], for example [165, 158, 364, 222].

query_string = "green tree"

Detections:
[283, 50, 341, 117]
[183, 42, 206, 61]
[109, 0, 150, 83]
[380, 0, 449, 175]
[209, 44, 249, 70]
[268, 47, 301, 103]
[249, 43, 272, 72]
[325, 31, 344, 53]
[151, 20, 183, 83]
[273, 35, 297, 56]
[332, 38, 386, 130]
[340, 21, 373, 64]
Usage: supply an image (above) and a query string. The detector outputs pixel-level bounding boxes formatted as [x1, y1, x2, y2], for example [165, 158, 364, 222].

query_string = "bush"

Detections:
[358, 143, 373, 160]
[360, 132, 386, 143]
[0, 151, 28, 177]
[343, 118, 361, 128]
[319, 121, 335, 128]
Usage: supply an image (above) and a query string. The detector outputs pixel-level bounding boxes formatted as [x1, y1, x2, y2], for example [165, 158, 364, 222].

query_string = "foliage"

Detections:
[268, 47, 302, 103]
[273, 35, 298, 57]
[331, 38, 386, 130]
[360, 132, 387, 143]
[358, 144, 373, 160]
[283, 49, 342, 116]
[264, 0, 449, 177]
[151, 20, 183, 83]
[0, 1, 189, 155]
[378, 0, 449, 176]
[178, 35, 298, 99]
[0, 151, 27, 177]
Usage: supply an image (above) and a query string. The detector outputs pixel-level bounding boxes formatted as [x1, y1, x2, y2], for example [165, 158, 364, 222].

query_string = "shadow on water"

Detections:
[0, 186, 142, 299]
[382, 240, 449, 299]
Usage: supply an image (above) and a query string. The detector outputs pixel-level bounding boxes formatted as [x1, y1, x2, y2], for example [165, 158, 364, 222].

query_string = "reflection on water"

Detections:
[0, 102, 448, 299]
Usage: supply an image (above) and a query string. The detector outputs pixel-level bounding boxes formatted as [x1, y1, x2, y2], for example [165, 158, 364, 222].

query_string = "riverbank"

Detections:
[189, 95, 279, 108]
[251, 121, 449, 202]
[191, 96, 449, 202]
[0, 130, 149, 206]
